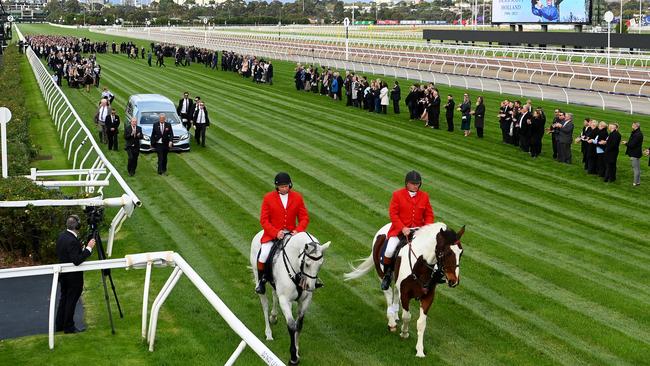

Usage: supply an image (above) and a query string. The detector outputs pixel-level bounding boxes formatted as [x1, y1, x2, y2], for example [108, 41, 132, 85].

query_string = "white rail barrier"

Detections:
[13, 25, 141, 256]
[98, 26, 650, 114]
[0, 251, 284, 366]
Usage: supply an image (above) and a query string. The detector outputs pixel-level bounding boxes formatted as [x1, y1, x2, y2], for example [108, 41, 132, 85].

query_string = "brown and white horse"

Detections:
[344, 222, 464, 357]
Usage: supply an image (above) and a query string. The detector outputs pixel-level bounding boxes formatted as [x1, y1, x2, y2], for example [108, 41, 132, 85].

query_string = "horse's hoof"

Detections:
[265, 335, 274, 341]
[400, 332, 410, 339]
[289, 359, 300, 365]
[388, 325, 398, 333]
[269, 315, 278, 325]
[416, 352, 426, 358]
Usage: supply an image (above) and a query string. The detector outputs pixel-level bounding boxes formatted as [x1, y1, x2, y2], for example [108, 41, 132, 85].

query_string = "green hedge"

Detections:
[0, 177, 83, 264]
[0, 46, 39, 176]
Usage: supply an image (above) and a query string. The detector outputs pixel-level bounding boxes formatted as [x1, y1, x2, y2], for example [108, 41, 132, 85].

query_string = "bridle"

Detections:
[435, 239, 462, 284]
[281, 235, 324, 296]
[407, 233, 461, 288]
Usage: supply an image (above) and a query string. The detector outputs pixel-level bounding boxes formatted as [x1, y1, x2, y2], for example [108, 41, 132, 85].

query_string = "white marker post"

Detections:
[0, 107, 12, 178]
[344, 17, 350, 61]
[203, 18, 208, 46]
[605, 11, 614, 79]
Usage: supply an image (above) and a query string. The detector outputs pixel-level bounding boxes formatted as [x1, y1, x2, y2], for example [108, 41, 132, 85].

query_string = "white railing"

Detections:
[98, 26, 650, 114]
[0, 251, 284, 366]
[12, 25, 141, 256]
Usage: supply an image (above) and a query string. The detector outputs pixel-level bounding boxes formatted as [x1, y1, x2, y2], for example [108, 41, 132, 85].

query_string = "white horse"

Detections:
[344, 222, 464, 357]
[250, 231, 330, 365]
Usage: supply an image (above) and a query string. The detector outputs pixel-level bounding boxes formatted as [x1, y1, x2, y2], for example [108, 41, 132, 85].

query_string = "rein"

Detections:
[279, 233, 323, 298]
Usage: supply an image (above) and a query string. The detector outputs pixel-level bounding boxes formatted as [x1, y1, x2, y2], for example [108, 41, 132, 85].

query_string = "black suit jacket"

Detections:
[124, 125, 142, 149]
[56, 231, 91, 282]
[192, 107, 211, 127]
[604, 130, 621, 163]
[105, 114, 120, 132]
[445, 99, 455, 118]
[625, 129, 644, 158]
[177, 98, 195, 118]
[150, 122, 174, 148]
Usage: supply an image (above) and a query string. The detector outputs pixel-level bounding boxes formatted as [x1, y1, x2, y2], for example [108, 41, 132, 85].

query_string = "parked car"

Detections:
[125, 94, 190, 152]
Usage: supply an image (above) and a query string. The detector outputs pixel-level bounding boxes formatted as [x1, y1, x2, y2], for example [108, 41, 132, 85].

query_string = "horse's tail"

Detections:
[343, 255, 375, 281]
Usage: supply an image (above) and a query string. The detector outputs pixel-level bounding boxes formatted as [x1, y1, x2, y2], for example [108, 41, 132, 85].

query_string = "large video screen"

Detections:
[492, 0, 591, 24]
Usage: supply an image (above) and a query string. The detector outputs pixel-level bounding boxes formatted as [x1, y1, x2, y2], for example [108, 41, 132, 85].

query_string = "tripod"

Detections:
[88, 214, 123, 334]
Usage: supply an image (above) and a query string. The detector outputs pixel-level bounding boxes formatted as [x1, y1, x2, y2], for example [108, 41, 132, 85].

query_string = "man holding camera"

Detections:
[55, 215, 96, 334]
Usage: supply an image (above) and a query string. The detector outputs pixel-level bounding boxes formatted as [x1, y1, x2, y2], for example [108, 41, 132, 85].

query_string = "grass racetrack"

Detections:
[2, 24, 649, 365]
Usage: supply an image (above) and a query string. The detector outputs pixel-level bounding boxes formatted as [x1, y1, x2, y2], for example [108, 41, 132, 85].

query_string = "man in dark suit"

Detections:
[105, 108, 120, 151]
[623, 122, 644, 186]
[192, 102, 210, 147]
[150, 114, 174, 175]
[55, 215, 96, 334]
[124, 117, 142, 176]
[391, 81, 401, 114]
[517, 106, 532, 152]
[176, 92, 194, 133]
[444, 94, 455, 132]
[555, 112, 574, 164]
[603, 123, 621, 182]
[266, 61, 273, 85]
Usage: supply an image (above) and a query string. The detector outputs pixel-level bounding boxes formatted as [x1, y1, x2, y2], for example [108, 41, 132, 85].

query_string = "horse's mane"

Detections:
[411, 222, 448, 263]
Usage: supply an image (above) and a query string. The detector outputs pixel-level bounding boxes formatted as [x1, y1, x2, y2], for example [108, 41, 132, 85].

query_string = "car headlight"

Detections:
[180, 134, 189, 140]
[143, 135, 150, 141]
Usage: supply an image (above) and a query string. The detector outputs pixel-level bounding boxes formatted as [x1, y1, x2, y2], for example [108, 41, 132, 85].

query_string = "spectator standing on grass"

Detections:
[530, 108, 546, 158]
[124, 118, 142, 177]
[459, 93, 472, 137]
[591, 121, 609, 177]
[471, 96, 485, 138]
[391, 81, 401, 114]
[555, 112, 574, 164]
[380, 82, 389, 114]
[177, 92, 195, 134]
[445, 94, 455, 132]
[517, 105, 532, 152]
[622, 122, 644, 186]
[94, 99, 110, 144]
[585, 119, 599, 174]
[147, 51, 152, 67]
[603, 123, 621, 183]
[267, 61, 274, 85]
[428, 88, 441, 129]
[406, 85, 416, 119]
[578, 118, 592, 170]
[549, 109, 561, 159]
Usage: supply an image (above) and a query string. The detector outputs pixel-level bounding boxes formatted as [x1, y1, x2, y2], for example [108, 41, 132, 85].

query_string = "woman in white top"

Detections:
[379, 81, 389, 114]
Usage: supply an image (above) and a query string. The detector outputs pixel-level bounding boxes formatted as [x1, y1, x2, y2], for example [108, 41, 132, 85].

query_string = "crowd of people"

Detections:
[26, 35, 105, 92]
[294, 64, 649, 186]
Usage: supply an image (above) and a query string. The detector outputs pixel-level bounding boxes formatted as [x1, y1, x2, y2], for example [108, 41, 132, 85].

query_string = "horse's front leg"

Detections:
[400, 285, 411, 339]
[295, 293, 313, 361]
[383, 287, 398, 332]
[270, 290, 279, 325]
[279, 295, 300, 365]
[415, 291, 435, 357]
[258, 293, 273, 341]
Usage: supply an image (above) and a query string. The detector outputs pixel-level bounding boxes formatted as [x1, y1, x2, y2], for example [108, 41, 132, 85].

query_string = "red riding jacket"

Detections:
[387, 188, 435, 237]
[260, 190, 309, 243]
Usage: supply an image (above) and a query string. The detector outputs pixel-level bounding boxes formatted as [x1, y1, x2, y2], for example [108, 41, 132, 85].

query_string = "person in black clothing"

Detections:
[578, 118, 592, 170]
[192, 101, 210, 147]
[622, 122, 644, 186]
[471, 96, 485, 138]
[498, 100, 510, 143]
[177, 92, 195, 134]
[105, 108, 120, 151]
[150, 114, 174, 175]
[591, 121, 609, 177]
[445, 95, 455, 132]
[530, 108, 546, 157]
[405, 85, 416, 119]
[549, 109, 561, 159]
[124, 117, 142, 176]
[267, 62, 274, 85]
[428, 88, 441, 129]
[391, 81, 401, 114]
[603, 123, 621, 182]
[584, 119, 599, 174]
[55, 215, 96, 334]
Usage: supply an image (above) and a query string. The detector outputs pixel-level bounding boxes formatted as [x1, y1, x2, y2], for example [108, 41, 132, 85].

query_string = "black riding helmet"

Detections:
[404, 170, 422, 187]
[274, 172, 293, 188]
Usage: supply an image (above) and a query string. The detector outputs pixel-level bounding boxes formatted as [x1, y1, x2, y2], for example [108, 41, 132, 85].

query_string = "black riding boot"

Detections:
[381, 265, 393, 291]
[255, 270, 266, 294]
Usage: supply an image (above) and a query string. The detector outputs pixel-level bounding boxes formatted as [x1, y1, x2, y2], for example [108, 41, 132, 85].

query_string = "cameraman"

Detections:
[55, 215, 96, 334]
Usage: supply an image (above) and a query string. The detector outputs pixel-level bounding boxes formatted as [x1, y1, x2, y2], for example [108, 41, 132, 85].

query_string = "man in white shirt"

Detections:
[192, 102, 210, 147]
[177, 92, 194, 133]
[95, 99, 110, 143]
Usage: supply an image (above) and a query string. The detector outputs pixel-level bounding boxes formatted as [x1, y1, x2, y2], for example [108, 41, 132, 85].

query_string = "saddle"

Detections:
[380, 231, 416, 268]
[263, 234, 292, 289]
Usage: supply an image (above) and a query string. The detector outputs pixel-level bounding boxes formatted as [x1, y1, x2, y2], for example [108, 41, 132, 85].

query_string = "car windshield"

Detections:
[139, 112, 181, 125]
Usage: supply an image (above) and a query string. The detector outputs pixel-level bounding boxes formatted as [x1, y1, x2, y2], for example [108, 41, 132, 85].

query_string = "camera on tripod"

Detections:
[84, 206, 105, 229]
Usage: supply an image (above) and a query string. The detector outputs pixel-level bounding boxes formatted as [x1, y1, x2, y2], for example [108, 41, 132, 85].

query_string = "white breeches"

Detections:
[258, 241, 273, 263]
[384, 236, 401, 258]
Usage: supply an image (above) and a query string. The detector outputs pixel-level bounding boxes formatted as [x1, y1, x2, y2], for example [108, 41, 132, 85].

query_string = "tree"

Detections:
[333, 1, 344, 21]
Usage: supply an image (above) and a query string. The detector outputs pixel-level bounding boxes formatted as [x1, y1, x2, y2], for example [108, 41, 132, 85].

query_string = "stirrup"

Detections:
[381, 268, 393, 291]
[255, 279, 266, 294]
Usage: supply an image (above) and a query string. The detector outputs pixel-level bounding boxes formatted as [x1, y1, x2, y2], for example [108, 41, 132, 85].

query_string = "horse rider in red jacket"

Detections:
[381, 171, 435, 290]
[256, 172, 310, 294]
